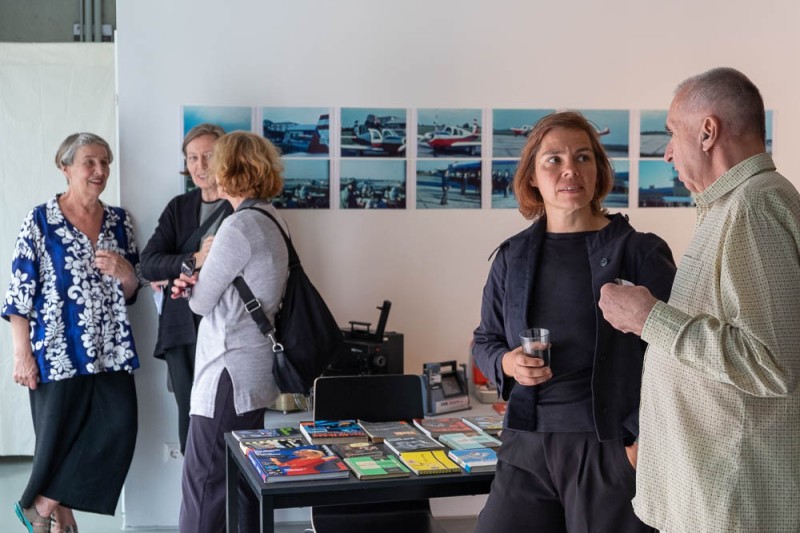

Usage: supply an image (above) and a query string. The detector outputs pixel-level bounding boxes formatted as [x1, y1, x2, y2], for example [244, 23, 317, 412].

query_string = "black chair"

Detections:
[308, 374, 447, 533]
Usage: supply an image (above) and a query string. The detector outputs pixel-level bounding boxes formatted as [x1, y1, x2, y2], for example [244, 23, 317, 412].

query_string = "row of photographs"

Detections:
[182, 106, 774, 210]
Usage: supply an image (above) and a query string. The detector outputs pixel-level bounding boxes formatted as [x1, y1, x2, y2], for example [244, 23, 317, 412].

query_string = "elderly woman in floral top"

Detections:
[3, 133, 141, 533]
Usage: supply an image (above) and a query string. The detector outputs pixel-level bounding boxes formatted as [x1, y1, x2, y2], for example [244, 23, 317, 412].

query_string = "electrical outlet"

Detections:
[164, 442, 182, 461]
[72, 23, 81, 42]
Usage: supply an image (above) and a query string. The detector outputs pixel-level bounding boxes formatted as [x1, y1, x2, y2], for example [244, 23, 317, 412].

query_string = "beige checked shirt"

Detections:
[636, 154, 800, 532]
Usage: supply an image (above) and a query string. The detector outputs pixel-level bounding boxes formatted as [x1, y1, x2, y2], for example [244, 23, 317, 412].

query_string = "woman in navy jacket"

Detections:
[473, 111, 676, 533]
[140, 123, 232, 454]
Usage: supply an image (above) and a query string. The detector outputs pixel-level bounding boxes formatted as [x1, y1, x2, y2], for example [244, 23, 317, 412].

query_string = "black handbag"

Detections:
[233, 207, 342, 395]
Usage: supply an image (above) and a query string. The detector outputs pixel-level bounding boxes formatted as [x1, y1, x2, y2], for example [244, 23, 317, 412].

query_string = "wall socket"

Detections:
[164, 442, 182, 461]
[72, 23, 81, 41]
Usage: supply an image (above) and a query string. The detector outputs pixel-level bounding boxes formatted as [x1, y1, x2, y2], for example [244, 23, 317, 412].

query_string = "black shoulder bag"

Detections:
[232, 207, 343, 395]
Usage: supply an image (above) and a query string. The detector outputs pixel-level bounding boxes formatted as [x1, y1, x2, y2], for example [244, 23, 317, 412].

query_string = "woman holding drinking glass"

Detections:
[472, 111, 676, 533]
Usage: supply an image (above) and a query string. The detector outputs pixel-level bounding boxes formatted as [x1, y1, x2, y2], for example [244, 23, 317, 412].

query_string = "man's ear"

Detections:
[701, 116, 719, 151]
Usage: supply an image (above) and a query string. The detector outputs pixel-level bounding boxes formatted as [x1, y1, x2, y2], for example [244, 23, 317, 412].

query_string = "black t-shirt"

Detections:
[527, 231, 596, 432]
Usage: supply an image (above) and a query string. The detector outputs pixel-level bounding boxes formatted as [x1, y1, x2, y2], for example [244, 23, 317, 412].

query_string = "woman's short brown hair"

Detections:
[180, 123, 226, 177]
[211, 132, 284, 200]
[513, 111, 614, 220]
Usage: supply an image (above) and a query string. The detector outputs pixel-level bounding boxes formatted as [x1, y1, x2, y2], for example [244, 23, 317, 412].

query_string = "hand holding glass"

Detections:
[519, 328, 550, 367]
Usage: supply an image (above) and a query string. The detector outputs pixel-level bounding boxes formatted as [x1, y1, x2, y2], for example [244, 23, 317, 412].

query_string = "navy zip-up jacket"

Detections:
[473, 213, 676, 441]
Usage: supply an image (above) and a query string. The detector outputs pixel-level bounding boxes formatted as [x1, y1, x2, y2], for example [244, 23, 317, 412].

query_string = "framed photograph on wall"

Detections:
[417, 108, 482, 158]
[640, 110, 669, 158]
[339, 159, 406, 209]
[638, 160, 694, 208]
[341, 107, 408, 158]
[605, 159, 629, 209]
[490, 160, 518, 209]
[261, 107, 330, 157]
[492, 109, 554, 158]
[577, 109, 629, 157]
[275, 159, 331, 209]
[181, 105, 254, 191]
[416, 159, 481, 209]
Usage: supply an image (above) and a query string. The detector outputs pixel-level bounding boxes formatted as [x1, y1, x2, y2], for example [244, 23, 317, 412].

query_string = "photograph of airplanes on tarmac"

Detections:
[341, 107, 408, 158]
[417, 108, 482, 158]
[492, 109, 629, 158]
[641, 109, 773, 158]
[339, 160, 406, 209]
[273, 159, 330, 209]
[262, 107, 330, 157]
[182, 105, 254, 191]
[493, 109, 554, 158]
[416, 159, 481, 209]
[638, 160, 694, 208]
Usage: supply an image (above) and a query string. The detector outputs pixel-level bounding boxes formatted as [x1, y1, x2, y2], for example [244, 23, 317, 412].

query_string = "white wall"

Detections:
[116, 0, 800, 527]
[0, 43, 118, 456]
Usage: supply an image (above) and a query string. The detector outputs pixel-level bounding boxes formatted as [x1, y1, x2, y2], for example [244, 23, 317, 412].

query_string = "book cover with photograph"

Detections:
[461, 415, 504, 436]
[299, 420, 368, 444]
[398, 449, 462, 476]
[412, 417, 476, 438]
[438, 432, 501, 450]
[246, 445, 349, 483]
[231, 427, 301, 441]
[383, 434, 444, 455]
[239, 437, 308, 456]
[330, 441, 387, 459]
[358, 420, 421, 442]
[447, 448, 497, 473]
[344, 454, 411, 480]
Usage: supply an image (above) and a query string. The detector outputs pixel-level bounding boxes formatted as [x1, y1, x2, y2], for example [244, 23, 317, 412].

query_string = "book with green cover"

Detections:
[438, 431, 501, 450]
[344, 454, 411, 479]
[231, 427, 302, 441]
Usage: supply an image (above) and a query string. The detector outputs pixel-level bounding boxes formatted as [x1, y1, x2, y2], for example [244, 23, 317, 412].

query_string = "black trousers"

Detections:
[179, 370, 265, 533]
[22, 372, 138, 515]
[475, 430, 656, 533]
[164, 343, 196, 454]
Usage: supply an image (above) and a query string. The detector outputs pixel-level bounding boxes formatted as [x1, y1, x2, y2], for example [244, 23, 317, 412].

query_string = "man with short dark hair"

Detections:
[599, 67, 800, 532]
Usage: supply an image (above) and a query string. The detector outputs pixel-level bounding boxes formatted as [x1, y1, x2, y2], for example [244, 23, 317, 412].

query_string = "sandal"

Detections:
[13, 501, 51, 533]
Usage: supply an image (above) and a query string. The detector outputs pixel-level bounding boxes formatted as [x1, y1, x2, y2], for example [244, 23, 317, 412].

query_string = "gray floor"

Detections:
[1, 456, 477, 532]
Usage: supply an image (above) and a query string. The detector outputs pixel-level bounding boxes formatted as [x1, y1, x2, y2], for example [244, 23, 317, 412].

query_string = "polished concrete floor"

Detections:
[1, 456, 477, 532]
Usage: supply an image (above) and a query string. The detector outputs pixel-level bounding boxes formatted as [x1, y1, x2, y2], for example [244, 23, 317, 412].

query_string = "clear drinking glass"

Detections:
[519, 328, 551, 366]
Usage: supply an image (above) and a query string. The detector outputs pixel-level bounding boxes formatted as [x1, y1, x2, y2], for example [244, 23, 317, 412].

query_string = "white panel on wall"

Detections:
[0, 43, 117, 456]
[115, 0, 800, 527]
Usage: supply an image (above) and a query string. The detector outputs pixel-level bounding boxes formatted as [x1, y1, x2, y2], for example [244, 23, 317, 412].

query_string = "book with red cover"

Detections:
[299, 420, 368, 444]
[246, 445, 350, 483]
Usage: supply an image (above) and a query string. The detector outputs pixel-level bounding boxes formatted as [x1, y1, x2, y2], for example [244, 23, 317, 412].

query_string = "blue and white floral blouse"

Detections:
[2, 196, 141, 383]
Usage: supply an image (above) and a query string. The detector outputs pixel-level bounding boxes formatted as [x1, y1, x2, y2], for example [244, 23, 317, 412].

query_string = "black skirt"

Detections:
[21, 371, 138, 515]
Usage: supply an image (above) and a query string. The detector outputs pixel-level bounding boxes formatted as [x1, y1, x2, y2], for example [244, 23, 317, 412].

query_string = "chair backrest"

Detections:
[313, 374, 424, 422]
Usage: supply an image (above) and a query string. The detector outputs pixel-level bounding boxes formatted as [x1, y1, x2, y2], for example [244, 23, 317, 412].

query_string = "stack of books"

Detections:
[299, 420, 368, 444]
[358, 420, 421, 443]
[383, 433, 443, 456]
[412, 417, 477, 440]
[231, 427, 307, 455]
[438, 431, 501, 450]
[246, 444, 350, 483]
[397, 449, 462, 475]
[331, 441, 411, 480]
[461, 415, 504, 436]
[447, 448, 497, 473]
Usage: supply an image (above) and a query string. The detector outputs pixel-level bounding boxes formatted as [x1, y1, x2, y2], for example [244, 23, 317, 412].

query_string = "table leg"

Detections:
[260, 495, 275, 533]
[226, 446, 239, 532]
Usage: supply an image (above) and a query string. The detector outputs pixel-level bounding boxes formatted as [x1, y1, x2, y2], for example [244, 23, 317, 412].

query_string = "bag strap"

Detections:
[231, 205, 294, 354]
[179, 201, 230, 254]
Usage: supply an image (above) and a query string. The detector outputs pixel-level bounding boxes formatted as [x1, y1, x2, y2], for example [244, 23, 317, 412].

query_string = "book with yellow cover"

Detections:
[397, 449, 461, 476]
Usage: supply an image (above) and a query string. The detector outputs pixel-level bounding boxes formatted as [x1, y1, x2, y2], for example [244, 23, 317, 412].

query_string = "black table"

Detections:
[225, 433, 494, 533]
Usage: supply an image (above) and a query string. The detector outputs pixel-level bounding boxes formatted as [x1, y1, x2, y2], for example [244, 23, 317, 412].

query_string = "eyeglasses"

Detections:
[186, 152, 213, 165]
